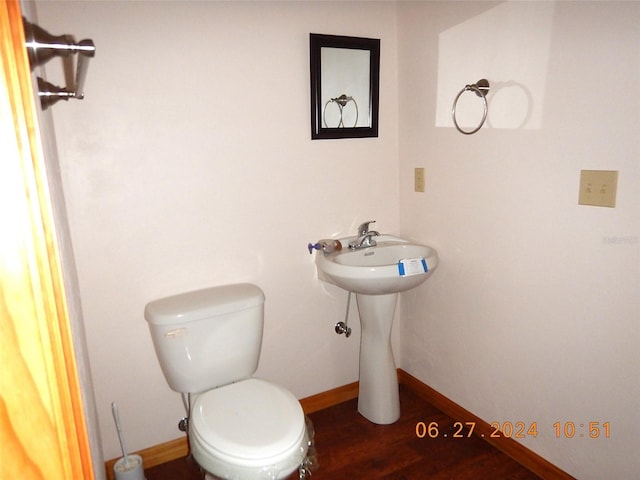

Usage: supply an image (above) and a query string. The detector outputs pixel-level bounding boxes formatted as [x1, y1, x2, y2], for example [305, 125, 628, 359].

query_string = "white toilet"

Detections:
[144, 283, 309, 480]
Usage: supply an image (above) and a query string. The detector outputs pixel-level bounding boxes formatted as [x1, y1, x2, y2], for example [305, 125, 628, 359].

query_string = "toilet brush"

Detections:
[111, 402, 146, 480]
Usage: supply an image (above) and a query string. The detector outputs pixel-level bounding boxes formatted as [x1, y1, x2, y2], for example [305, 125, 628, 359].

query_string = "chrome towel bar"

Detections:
[23, 18, 96, 110]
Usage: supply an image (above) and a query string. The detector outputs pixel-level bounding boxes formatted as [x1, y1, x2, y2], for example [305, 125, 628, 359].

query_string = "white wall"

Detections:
[35, 1, 639, 478]
[397, 2, 639, 480]
[36, 0, 399, 462]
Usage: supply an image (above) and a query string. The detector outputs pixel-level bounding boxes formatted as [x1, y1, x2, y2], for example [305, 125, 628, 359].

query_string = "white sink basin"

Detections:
[315, 235, 439, 295]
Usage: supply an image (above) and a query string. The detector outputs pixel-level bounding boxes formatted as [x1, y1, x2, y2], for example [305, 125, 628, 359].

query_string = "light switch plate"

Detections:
[578, 170, 618, 208]
[414, 168, 425, 193]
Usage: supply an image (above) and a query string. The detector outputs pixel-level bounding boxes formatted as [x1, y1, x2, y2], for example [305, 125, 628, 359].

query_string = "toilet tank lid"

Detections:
[144, 283, 265, 326]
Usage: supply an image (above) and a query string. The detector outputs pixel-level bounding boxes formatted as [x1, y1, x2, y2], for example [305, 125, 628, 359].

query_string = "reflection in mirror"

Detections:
[321, 48, 369, 128]
[310, 34, 380, 139]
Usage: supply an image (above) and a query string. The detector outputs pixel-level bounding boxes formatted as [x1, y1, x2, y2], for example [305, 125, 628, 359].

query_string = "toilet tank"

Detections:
[144, 283, 265, 393]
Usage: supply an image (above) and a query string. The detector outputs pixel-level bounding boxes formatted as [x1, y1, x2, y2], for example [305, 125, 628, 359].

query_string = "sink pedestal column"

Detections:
[356, 293, 400, 424]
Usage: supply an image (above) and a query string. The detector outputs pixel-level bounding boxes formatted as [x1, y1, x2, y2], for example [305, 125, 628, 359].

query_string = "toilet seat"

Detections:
[190, 378, 308, 479]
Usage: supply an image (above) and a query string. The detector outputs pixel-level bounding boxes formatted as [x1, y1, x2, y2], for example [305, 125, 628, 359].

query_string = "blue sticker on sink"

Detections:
[398, 258, 428, 276]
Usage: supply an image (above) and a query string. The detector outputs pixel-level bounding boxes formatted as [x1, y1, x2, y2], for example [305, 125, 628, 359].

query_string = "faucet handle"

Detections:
[357, 220, 376, 236]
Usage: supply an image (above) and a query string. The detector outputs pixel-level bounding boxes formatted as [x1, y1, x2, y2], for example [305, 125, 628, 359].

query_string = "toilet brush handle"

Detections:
[111, 402, 130, 466]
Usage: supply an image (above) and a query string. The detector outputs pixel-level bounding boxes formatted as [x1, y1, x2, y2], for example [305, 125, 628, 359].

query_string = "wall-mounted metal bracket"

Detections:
[23, 18, 96, 110]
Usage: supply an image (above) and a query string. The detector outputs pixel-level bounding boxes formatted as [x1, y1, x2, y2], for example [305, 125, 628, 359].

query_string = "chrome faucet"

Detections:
[349, 220, 379, 249]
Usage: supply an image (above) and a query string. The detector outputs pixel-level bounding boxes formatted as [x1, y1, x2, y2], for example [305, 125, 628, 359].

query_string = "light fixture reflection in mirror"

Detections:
[323, 94, 359, 128]
[310, 33, 380, 139]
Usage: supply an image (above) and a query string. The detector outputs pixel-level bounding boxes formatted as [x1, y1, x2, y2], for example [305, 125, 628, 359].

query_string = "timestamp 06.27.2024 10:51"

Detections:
[415, 421, 611, 439]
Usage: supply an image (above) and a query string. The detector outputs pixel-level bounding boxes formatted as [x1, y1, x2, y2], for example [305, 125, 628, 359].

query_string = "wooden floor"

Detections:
[145, 385, 541, 479]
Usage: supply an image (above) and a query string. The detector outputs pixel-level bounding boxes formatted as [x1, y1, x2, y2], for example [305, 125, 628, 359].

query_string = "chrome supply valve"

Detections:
[178, 417, 188, 432]
[335, 321, 351, 337]
[335, 291, 354, 338]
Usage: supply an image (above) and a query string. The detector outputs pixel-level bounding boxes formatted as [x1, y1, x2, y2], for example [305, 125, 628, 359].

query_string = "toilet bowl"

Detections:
[144, 284, 310, 480]
[190, 378, 308, 480]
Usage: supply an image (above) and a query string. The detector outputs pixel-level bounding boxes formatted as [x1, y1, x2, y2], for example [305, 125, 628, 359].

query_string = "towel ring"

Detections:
[322, 94, 359, 128]
[452, 79, 490, 135]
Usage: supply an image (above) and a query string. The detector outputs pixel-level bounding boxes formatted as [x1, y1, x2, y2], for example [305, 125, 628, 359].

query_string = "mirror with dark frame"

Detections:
[310, 33, 380, 140]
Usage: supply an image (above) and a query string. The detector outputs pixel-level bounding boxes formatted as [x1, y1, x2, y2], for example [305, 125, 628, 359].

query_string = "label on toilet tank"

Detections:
[397, 257, 428, 276]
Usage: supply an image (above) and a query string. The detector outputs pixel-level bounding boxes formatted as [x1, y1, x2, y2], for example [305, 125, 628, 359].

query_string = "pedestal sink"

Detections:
[315, 235, 438, 424]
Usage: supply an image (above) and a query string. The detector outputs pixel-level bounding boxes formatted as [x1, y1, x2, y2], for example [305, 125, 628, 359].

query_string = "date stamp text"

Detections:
[415, 421, 610, 439]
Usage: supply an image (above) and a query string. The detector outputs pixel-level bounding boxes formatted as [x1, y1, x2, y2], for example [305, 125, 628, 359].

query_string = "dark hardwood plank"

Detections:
[145, 385, 541, 479]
